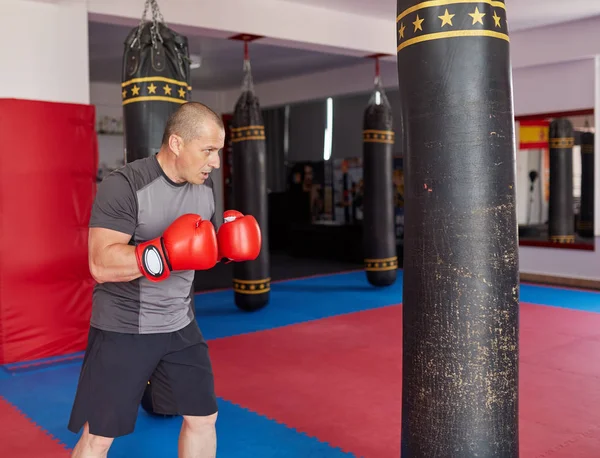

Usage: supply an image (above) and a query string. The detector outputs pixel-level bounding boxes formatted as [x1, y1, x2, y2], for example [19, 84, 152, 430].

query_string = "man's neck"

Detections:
[156, 149, 185, 184]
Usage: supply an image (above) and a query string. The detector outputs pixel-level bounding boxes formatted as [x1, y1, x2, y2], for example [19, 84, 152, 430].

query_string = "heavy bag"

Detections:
[578, 132, 594, 238]
[231, 58, 270, 312]
[122, 13, 191, 163]
[396, 1, 519, 456]
[362, 77, 397, 286]
[548, 119, 575, 243]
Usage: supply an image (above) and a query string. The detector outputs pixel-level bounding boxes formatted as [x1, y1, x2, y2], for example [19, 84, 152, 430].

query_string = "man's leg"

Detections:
[71, 422, 114, 458]
[178, 413, 218, 458]
[68, 327, 165, 455]
[149, 321, 219, 458]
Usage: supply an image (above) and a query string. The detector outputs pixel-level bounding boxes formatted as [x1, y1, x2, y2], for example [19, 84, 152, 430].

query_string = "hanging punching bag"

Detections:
[397, 1, 519, 456]
[362, 58, 397, 287]
[122, 0, 191, 163]
[578, 132, 594, 238]
[548, 119, 575, 243]
[231, 43, 270, 312]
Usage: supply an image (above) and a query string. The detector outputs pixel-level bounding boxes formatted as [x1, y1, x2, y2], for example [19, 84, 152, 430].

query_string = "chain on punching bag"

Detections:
[397, 0, 519, 456]
[122, 0, 192, 163]
[362, 58, 397, 287]
[231, 43, 270, 312]
[548, 119, 575, 244]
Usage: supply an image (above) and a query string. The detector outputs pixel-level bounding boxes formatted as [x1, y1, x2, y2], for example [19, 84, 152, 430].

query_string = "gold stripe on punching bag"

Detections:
[364, 256, 398, 271]
[230, 125, 266, 142]
[548, 120, 575, 244]
[362, 64, 397, 288]
[233, 278, 271, 294]
[397, 0, 519, 456]
[122, 77, 192, 106]
[396, 0, 509, 53]
[363, 130, 395, 144]
[122, 3, 192, 164]
[230, 47, 270, 312]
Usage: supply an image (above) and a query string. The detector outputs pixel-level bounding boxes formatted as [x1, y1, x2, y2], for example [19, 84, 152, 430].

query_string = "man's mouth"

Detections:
[201, 171, 210, 178]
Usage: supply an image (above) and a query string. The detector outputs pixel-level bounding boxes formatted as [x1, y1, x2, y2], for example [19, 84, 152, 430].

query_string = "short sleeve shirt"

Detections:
[89, 155, 216, 334]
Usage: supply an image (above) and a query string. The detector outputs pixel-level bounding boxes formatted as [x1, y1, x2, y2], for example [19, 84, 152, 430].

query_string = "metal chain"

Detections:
[130, 0, 166, 49]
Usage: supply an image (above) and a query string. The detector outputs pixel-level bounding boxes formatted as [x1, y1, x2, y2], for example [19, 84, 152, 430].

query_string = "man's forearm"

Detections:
[90, 243, 143, 283]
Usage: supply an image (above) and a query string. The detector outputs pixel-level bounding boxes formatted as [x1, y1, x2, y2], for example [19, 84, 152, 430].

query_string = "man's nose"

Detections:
[209, 154, 221, 169]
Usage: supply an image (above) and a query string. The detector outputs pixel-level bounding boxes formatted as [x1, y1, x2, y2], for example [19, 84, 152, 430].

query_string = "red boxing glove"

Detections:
[217, 210, 262, 262]
[135, 213, 218, 282]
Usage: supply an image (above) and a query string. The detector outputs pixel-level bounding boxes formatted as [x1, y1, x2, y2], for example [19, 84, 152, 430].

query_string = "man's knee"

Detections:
[182, 412, 218, 433]
[87, 435, 114, 454]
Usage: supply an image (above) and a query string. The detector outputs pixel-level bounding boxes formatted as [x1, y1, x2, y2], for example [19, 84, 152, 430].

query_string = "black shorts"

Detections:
[68, 320, 218, 438]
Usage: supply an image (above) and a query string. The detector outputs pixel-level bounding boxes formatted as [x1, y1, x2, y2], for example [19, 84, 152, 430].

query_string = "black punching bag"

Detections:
[578, 132, 594, 238]
[231, 44, 270, 312]
[397, 1, 519, 456]
[548, 119, 575, 243]
[122, 0, 191, 163]
[362, 61, 397, 287]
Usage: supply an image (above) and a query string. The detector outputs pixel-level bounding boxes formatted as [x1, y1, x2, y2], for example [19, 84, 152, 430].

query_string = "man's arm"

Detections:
[88, 227, 142, 283]
[88, 170, 140, 283]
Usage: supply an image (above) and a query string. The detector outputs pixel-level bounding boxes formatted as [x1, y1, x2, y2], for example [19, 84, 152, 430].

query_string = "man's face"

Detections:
[175, 120, 224, 185]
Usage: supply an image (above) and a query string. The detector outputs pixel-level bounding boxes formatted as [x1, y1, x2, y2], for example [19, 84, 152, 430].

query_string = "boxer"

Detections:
[68, 102, 260, 458]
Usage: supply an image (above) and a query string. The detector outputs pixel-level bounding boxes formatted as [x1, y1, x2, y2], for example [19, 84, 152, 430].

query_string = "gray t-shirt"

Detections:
[89, 154, 216, 334]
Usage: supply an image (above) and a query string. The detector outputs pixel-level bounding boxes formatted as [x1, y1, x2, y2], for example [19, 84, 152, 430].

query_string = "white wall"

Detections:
[1, 0, 89, 104]
[513, 59, 595, 116]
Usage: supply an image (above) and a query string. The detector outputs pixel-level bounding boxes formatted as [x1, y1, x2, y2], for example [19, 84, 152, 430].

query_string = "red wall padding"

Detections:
[0, 99, 98, 364]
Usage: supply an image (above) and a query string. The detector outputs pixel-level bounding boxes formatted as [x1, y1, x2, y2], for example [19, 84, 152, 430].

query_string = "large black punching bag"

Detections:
[363, 59, 397, 287]
[548, 119, 575, 244]
[396, 1, 519, 456]
[578, 132, 594, 238]
[231, 43, 270, 312]
[122, 0, 191, 163]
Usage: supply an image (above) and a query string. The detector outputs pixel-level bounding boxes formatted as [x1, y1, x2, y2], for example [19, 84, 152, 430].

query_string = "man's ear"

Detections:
[168, 134, 183, 157]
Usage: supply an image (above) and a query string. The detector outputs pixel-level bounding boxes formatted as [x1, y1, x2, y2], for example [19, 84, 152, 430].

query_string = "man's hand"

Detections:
[135, 214, 219, 282]
[216, 210, 262, 263]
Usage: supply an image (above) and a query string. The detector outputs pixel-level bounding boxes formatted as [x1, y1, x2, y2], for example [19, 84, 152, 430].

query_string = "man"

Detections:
[68, 102, 261, 458]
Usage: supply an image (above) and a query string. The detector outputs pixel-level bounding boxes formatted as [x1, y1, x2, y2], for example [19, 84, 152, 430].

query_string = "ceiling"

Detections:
[280, 0, 600, 30]
[88, 21, 364, 91]
[88, 0, 600, 91]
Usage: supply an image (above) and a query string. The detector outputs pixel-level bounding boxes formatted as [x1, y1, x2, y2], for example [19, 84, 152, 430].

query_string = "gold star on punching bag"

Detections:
[413, 15, 424, 32]
[438, 9, 455, 27]
[398, 22, 406, 39]
[469, 7, 486, 25]
[493, 11, 502, 28]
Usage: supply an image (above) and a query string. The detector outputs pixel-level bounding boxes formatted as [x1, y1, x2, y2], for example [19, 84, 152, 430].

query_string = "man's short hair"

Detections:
[161, 102, 224, 146]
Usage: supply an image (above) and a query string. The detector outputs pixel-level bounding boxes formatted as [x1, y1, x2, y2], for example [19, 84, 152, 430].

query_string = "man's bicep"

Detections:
[89, 227, 133, 255]
[90, 172, 137, 235]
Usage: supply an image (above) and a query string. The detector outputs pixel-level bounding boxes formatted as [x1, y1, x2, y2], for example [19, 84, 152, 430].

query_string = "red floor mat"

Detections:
[0, 396, 69, 457]
[210, 303, 600, 458]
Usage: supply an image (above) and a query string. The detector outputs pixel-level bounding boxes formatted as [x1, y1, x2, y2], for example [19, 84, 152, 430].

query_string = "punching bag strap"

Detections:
[130, 0, 166, 51]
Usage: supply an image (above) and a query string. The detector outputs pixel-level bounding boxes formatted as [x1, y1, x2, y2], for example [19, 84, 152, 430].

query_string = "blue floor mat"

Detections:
[520, 282, 600, 312]
[0, 363, 353, 457]
[195, 270, 403, 340]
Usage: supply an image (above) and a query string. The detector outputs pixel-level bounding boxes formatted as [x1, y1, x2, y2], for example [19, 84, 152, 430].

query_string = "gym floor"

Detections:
[2, 267, 600, 457]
